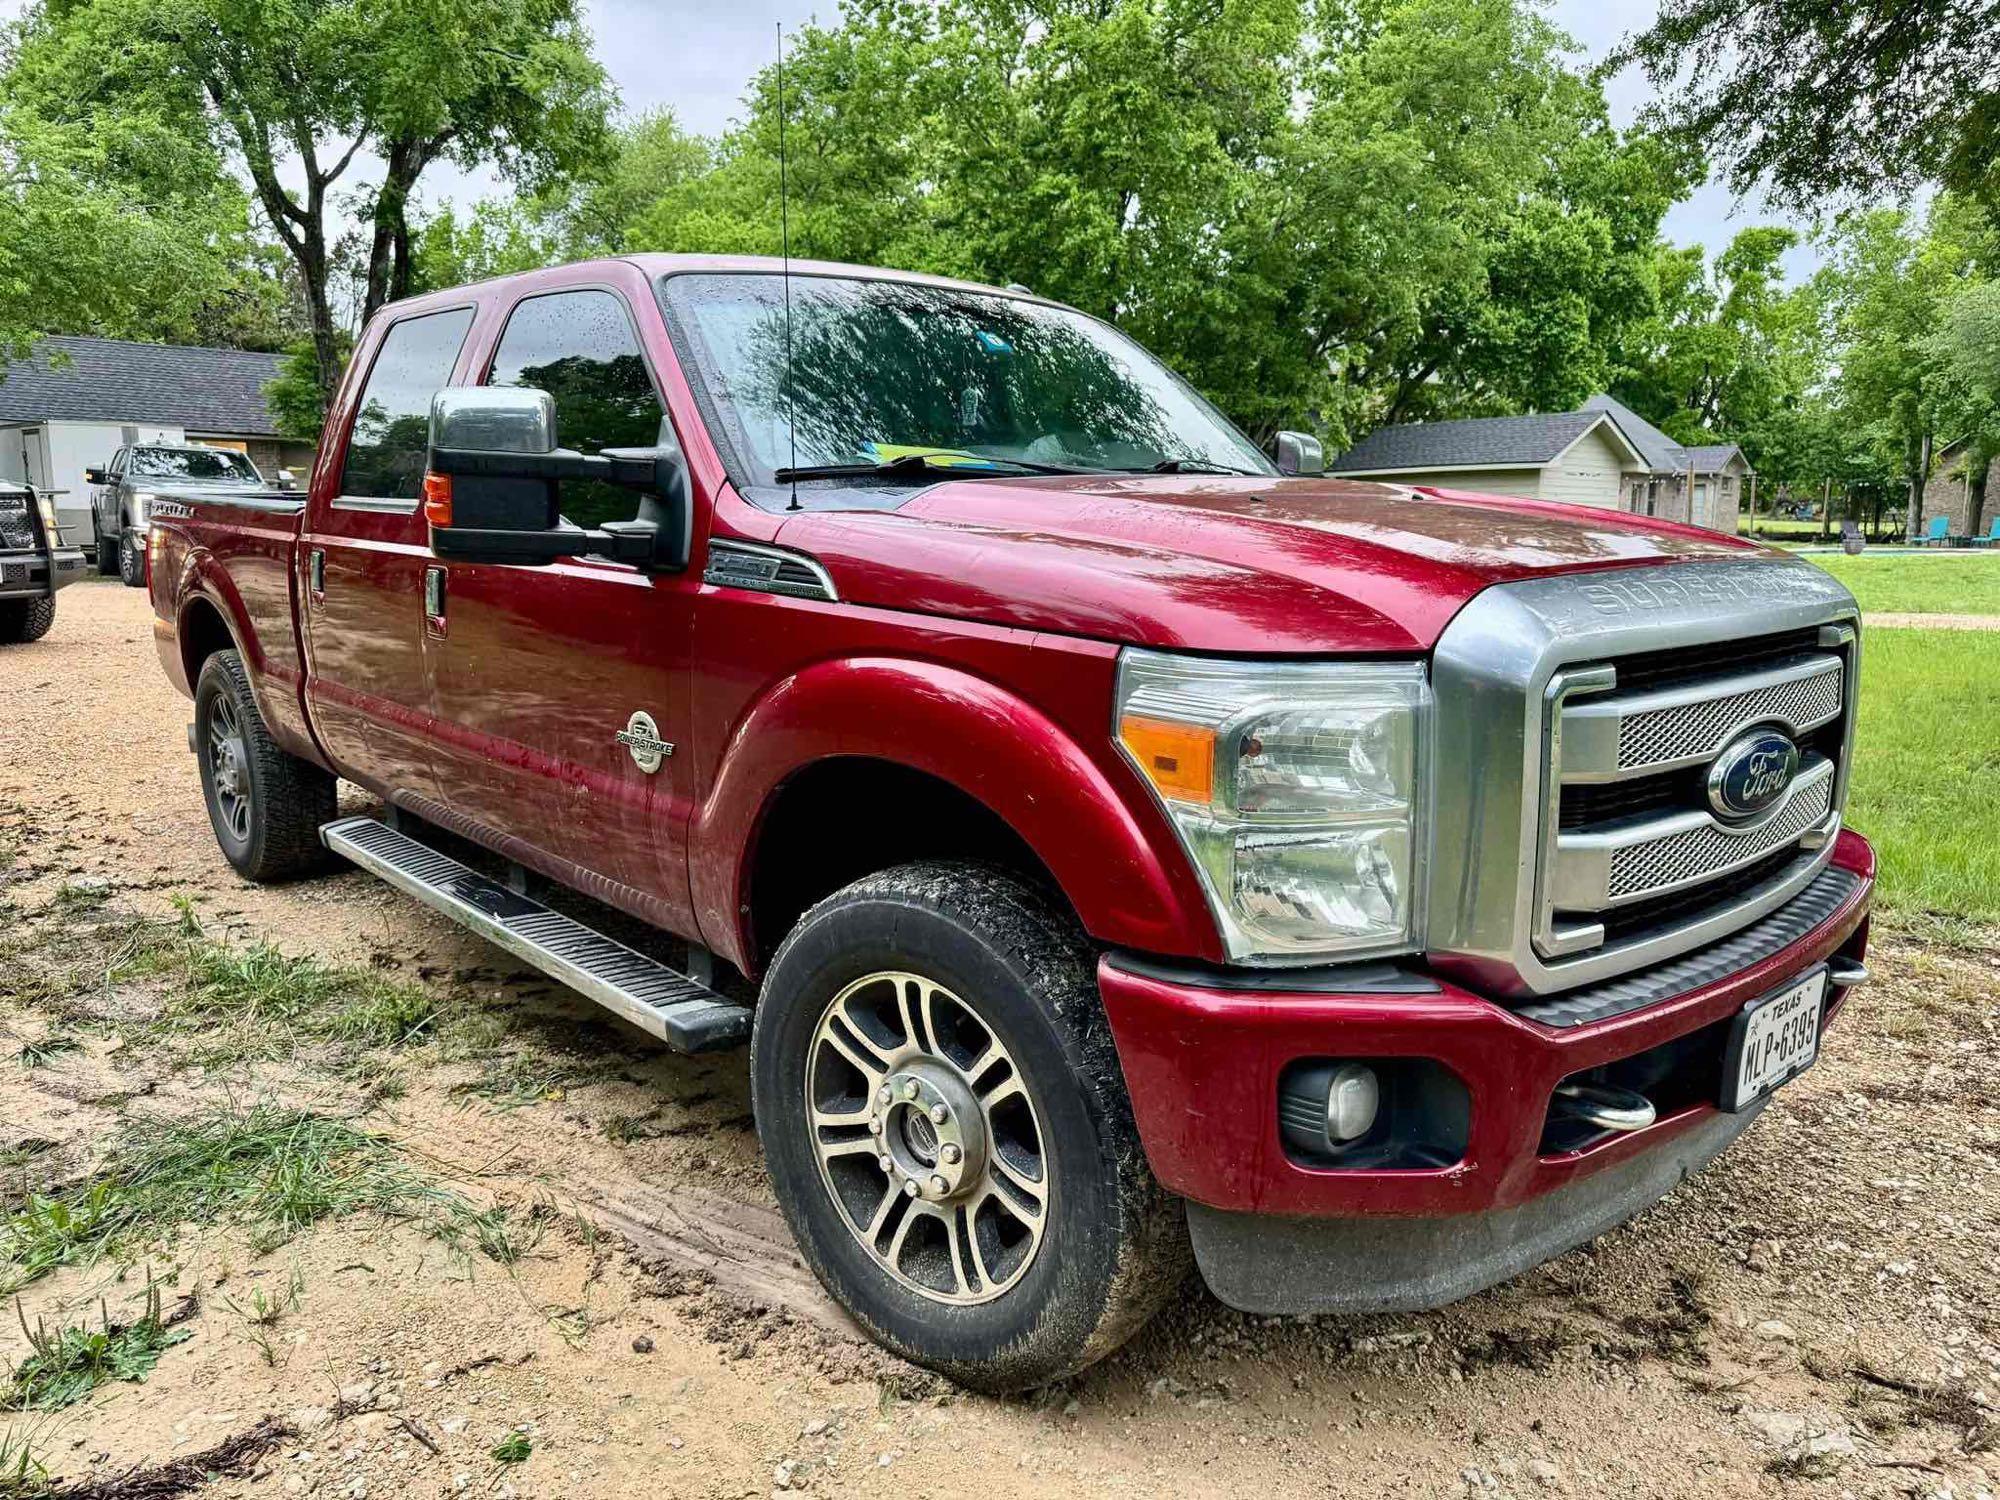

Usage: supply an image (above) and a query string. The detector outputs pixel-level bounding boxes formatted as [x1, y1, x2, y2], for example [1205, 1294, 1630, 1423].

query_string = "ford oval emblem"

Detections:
[1706, 728, 1800, 823]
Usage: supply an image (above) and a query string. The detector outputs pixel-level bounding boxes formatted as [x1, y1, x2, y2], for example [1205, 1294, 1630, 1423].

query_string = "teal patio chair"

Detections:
[1924, 515, 1950, 546]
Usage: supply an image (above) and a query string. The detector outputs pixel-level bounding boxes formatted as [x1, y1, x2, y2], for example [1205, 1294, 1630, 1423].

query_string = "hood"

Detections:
[773, 475, 1765, 654]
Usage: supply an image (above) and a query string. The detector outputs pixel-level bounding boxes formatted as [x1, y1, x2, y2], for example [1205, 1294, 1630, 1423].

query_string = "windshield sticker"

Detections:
[861, 443, 1010, 471]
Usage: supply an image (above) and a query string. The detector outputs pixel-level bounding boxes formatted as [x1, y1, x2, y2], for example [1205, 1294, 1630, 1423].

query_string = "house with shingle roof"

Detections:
[1329, 392, 1752, 533]
[0, 336, 317, 544]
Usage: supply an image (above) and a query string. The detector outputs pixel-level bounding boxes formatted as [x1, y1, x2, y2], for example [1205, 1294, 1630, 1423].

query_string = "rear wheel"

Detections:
[0, 596, 55, 644]
[194, 650, 337, 880]
[117, 528, 144, 588]
[751, 862, 1188, 1392]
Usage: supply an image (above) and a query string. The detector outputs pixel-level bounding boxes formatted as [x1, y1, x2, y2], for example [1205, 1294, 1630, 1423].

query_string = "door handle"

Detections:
[308, 548, 325, 601]
[423, 564, 447, 636]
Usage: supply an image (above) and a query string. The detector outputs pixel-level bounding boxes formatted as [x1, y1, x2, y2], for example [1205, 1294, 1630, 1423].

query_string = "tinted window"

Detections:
[341, 307, 475, 500]
[487, 290, 669, 531]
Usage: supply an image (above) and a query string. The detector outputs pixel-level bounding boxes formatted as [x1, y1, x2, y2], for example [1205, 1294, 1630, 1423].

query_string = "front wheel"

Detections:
[194, 650, 337, 881]
[96, 533, 118, 575]
[0, 596, 55, 644]
[751, 862, 1188, 1392]
[118, 528, 145, 588]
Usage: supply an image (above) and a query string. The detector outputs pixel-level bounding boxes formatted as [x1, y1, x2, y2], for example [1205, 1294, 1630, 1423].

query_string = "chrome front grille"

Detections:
[1604, 763, 1833, 898]
[1425, 560, 1863, 999]
[1614, 659, 1841, 772]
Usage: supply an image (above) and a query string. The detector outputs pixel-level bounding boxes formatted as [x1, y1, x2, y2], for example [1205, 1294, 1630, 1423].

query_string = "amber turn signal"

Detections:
[422, 471, 453, 528]
[1118, 714, 1215, 802]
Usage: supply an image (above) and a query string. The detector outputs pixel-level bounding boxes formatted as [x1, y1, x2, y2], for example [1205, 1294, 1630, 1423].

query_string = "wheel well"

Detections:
[747, 758, 1071, 971]
[178, 597, 236, 685]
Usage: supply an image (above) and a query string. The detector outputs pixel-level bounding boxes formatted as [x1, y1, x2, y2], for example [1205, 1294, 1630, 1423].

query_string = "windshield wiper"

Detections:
[1140, 458, 1265, 476]
[773, 451, 1103, 483]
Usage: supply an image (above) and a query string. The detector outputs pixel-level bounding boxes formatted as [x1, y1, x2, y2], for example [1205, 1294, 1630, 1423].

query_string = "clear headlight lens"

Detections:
[1116, 650, 1430, 963]
[130, 491, 157, 524]
[32, 491, 58, 540]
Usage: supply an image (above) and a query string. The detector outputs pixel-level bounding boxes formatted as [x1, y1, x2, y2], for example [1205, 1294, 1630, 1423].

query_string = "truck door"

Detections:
[424, 280, 701, 938]
[301, 304, 477, 808]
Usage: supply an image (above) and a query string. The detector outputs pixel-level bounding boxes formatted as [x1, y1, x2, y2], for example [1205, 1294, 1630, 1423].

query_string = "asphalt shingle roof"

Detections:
[0, 336, 287, 436]
[1579, 393, 1682, 472]
[1328, 411, 1605, 472]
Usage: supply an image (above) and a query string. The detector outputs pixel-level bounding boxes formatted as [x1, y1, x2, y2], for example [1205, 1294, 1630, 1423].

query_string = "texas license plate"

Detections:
[1721, 969, 1827, 1111]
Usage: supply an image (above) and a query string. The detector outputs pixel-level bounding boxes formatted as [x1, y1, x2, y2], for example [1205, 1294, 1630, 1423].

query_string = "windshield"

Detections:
[659, 273, 1273, 484]
[130, 448, 260, 482]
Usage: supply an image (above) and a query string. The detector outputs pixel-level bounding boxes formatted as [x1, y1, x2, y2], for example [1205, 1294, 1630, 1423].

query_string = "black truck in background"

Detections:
[0, 483, 85, 643]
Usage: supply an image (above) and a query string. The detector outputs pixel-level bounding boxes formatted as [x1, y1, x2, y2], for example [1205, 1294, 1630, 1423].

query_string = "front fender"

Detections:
[689, 655, 1220, 975]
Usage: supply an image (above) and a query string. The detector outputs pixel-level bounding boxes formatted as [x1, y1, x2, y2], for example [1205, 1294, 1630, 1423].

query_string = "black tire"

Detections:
[118, 528, 145, 587]
[752, 861, 1188, 1392]
[194, 650, 338, 881]
[96, 533, 118, 575]
[0, 596, 56, 644]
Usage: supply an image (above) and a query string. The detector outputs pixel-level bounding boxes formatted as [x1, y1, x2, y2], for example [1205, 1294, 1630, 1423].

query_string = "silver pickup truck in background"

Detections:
[87, 444, 300, 587]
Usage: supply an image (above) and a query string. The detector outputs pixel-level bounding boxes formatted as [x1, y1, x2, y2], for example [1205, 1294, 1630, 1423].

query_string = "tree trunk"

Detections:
[1906, 431, 1932, 541]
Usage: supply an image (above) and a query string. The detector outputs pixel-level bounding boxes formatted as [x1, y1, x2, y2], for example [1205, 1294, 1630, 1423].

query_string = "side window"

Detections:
[108, 448, 127, 480]
[486, 289, 669, 532]
[340, 307, 476, 502]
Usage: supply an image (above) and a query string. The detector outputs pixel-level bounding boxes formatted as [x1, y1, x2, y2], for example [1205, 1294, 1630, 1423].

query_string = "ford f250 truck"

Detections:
[147, 256, 1874, 1391]
[87, 444, 297, 588]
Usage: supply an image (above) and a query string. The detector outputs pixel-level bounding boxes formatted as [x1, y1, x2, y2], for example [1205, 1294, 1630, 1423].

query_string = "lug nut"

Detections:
[929, 1174, 948, 1195]
[940, 1143, 961, 1165]
[929, 1103, 948, 1124]
[901, 1079, 920, 1101]
[877, 1154, 893, 1174]
[868, 1117, 883, 1136]
[902, 1179, 920, 1197]
[877, 1086, 892, 1106]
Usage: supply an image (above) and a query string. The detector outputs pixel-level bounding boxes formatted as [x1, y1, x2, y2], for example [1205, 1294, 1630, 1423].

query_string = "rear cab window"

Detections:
[340, 307, 478, 504]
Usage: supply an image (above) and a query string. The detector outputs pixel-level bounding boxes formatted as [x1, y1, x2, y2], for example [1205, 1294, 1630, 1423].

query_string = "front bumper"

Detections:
[1099, 828, 1874, 1313]
[0, 547, 87, 599]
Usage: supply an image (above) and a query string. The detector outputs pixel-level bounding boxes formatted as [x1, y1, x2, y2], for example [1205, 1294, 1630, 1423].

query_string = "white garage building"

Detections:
[0, 336, 317, 546]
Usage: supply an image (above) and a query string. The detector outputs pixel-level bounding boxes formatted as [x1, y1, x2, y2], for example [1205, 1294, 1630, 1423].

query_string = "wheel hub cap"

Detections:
[806, 971, 1050, 1306]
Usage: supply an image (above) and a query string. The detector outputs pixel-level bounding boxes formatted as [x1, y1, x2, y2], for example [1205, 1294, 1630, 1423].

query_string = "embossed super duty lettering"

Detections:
[1579, 567, 1830, 616]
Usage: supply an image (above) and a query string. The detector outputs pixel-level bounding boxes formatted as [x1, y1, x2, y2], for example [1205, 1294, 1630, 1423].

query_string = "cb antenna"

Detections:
[777, 22, 800, 512]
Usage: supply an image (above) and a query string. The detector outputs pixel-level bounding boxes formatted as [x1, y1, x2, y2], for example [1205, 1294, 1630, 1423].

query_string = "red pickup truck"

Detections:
[149, 256, 1874, 1390]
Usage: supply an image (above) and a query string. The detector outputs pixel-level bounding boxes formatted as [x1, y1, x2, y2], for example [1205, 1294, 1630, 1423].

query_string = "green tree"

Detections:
[1620, 0, 2000, 209]
[7, 0, 613, 410]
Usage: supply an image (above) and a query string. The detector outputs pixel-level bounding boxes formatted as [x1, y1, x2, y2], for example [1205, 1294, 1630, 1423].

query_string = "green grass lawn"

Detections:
[1846, 628, 2000, 923]
[1804, 552, 2000, 616]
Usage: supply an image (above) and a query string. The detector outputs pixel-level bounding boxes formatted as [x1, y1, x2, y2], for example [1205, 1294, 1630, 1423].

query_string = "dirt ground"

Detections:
[1, 578, 1996, 1500]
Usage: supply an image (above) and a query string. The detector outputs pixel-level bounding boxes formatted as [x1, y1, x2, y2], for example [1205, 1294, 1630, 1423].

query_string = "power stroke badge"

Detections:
[615, 710, 674, 774]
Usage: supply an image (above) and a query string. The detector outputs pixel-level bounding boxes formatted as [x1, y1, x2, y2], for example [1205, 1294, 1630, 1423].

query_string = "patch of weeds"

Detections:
[51, 881, 111, 914]
[451, 1052, 571, 1111]
[0, 1106, 519, 1294]
[7, 1282, 192, 1410]
[11, 1036, 78, 1070]
[224, 1266, 303, 1368]
[489, 1431, 532, 1464]
[0, 1142, 53, 1173]
[0, 1422, 51, 1499]
[1457, 1322, 1579, 1373]
[1847, 1362, 1999, 1453]
[601, 1110, 659, 1144]
[170, 941, 440, 1060]
[1611, 1268, 1712, 1366]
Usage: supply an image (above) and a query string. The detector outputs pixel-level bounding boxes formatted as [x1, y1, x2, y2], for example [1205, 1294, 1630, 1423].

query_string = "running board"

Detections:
[320, 816, 751, 1053]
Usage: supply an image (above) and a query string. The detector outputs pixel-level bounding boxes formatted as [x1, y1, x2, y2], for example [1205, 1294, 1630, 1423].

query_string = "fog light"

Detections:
[1325, 1063, 1380, 1142]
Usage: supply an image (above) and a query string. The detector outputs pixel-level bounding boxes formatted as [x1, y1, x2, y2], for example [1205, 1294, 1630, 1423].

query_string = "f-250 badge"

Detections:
[615, 711, 673, 774]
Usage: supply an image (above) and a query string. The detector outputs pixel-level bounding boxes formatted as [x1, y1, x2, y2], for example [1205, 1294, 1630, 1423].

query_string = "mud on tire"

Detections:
[194, 650, 338, 881]
[0, 596, 56, 644]
[751, 861, 1189, 1392]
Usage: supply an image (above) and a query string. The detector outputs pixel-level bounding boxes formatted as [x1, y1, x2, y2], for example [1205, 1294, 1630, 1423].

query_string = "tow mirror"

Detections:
[422, 386, 690, 570]
[1273, 431, 1324, 477]
[84, 467, 108, 485]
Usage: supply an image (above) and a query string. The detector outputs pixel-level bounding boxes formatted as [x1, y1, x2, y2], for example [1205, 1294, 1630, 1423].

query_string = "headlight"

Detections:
[131, 491, 158, 523]
[1115, 650, 1430, 963]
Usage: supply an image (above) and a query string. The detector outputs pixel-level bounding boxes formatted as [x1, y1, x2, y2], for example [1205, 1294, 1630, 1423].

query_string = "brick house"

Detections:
[1921, 436, 1986, 539]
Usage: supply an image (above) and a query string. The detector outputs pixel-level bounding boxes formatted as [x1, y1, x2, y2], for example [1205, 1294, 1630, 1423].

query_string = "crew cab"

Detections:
[88, 444, 295, 587]
[146, 257, 1874, 1391]
[0, 483, 85, 644]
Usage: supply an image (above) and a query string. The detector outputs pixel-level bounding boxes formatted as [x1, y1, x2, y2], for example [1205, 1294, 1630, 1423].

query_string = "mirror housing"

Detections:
[84, 467, 108, 485]
[422, 386, 690, 570]
[277, 468, 296, 487]
[1273, 430, 1325, 477]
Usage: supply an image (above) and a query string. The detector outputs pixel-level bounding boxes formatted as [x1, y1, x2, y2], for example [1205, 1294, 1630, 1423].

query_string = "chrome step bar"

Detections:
[320, 816, 751, 1054]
